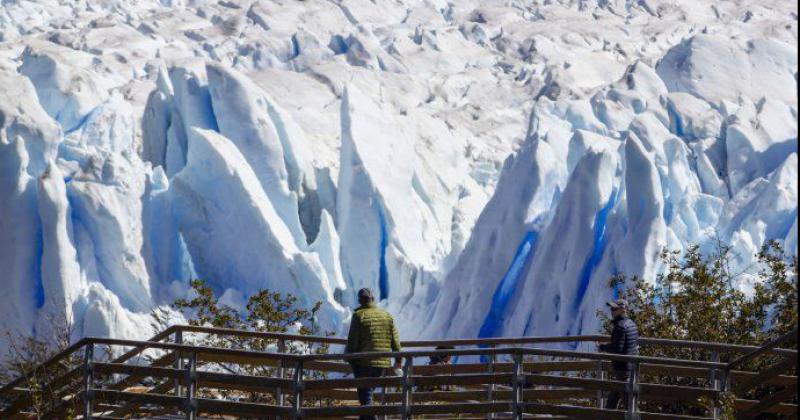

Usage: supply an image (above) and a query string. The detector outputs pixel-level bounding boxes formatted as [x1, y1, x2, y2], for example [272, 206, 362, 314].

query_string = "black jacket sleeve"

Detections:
[600, 322, 626, 354]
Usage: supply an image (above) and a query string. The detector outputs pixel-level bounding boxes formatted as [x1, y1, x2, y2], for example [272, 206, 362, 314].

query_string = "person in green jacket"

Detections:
[345, 288, 402, 419]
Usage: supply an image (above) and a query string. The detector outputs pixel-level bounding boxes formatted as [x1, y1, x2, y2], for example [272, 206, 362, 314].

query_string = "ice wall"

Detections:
[0, 0, 796, 347]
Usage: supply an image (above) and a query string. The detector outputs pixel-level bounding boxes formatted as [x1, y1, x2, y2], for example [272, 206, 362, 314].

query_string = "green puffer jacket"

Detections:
[345, 303, 402, 368]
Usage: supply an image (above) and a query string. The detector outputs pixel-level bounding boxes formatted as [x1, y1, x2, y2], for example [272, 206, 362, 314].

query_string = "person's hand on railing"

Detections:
[391, 358, 403, 377]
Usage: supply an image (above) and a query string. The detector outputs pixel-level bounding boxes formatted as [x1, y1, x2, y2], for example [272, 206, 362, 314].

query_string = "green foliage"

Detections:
[599, 240, 797, 417]
[150, 279, 334, 405]
[0, 313, 80, 418]
[601, 240, 797, 351]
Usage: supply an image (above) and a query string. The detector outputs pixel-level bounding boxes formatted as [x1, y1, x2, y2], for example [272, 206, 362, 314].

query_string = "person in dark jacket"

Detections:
[418, 345, 456, 392]
[598, 298, 639, 409]
[345, 288, 402, 420]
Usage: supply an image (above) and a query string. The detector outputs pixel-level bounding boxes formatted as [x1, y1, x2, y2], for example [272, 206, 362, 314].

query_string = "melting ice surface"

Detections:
[0, 0, 797, 349]
[479, 231, 538, 339]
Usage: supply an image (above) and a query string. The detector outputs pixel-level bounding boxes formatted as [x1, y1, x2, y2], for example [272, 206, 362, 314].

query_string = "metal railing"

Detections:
[1, 324, 796, 419]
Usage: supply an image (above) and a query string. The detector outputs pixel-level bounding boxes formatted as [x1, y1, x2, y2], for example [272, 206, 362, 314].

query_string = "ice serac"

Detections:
[67, 154, 153, 312]
[70, 92, 137, 155]
[0, 67, 62, 345]
[719, 154, 798, 272]
[424, 136, 565, 339]
[0, 138, 40, 346]
[337, 85, 425, 303]
[169, 128, 345, 329]
[37, 163, 83, 325]
[0, 68, 61, 176]
[142, 68, 174, 169]
[142, 167, 194, 300]
[725, 99, 798, 195]
[165, 64, 218, 177]
[308, 210, 347, 303]
[18, 41, 109, 135]
[615, 133, 667, 283]
[504, 150, 618, 338]
[205, 63, 308, 246]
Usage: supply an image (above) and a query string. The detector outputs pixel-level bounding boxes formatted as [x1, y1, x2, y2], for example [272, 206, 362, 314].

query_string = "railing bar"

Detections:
[293, 361, 304, 420]
[596, 360, 606, 409]
[709, 350, 720, 419]
[728, 326, 798, 370]
[277, 338, 287, 420]
[83, 343, 94, 420]
[486, 344, 496, 420]
[511, 352, 522, 420]
[21, 337, 737, 371]
[402, 356, 413, 420]
[174, 330, 183, 398]
[627, 361, 640, 420]
[185, 351, 197, 420]
[734, 355, 798, 397]
[173, 325, 797, 355]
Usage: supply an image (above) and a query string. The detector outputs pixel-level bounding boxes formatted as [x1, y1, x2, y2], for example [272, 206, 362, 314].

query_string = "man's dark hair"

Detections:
[357, 288, 374, 304]
[430, 345, 455, 365]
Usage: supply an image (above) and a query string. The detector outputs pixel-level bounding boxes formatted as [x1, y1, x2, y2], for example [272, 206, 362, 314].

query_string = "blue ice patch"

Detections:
[478, 231, 539, 339]
[376, 204, 390, 301]
[573, 188, 619, 310]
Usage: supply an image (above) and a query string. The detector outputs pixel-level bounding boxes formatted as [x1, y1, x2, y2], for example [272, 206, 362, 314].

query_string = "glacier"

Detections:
[0, 0, 797, 350]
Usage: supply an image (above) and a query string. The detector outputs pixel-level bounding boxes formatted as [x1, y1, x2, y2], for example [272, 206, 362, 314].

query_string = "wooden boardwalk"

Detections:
[0, 324, 795, 419]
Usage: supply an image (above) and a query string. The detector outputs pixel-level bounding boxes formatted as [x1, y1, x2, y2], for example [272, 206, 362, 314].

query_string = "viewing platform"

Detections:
[0, 325, 796, 419]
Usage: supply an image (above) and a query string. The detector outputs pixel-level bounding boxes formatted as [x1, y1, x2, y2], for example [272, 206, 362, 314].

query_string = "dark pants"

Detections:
[352, 364, 386, 420]
[606, 371, 630, 410]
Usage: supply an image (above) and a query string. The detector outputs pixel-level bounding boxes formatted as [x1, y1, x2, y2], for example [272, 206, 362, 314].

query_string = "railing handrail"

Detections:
[727, 326, 798, 370]
[0, 325, 178, 397]
[5, 336, 731, 370]
[3, 324, 797, 397]
[172, 324, 798, 355]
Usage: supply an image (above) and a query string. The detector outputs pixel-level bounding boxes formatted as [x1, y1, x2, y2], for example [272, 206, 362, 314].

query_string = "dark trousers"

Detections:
[606, 371, 630, 410]
[351, 365, 386, 420]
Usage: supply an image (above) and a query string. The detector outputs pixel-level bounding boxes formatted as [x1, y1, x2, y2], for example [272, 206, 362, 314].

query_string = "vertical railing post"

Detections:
[511, 352, 523, 420]
[717, 367, 730, 419]
[596, 359, 606, 409]
[174, 329, 183, 397]
[626, 361, 640, 420]
[401, 356, 413, 420]
[83, 343, 94, 420]
[709, 351, 721, 419]
[380, 367, 387, 420]
[486, 345, 496, 420]
[277, 339, 287, 418]
[185, 351, 197, 420]
[292, 361, 304, 420]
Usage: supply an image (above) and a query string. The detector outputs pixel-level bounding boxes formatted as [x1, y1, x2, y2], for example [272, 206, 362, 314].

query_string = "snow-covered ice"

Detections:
[0, 0, 796, 348]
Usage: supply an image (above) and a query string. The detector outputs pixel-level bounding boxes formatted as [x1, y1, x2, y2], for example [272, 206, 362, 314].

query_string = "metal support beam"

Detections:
[293, 361, 304, 420]
[626, 362, 641, 420]
[83, 344, 94, 420]
[174, 330, 183, 397]
[486, 345, 497, 420]
[185, 351, 197, 420]
[597, 360, 606, 409]
[511, 352, 523, 420]
[277, 339, 287, 419]
[710, 351, 721, 419]
[401, 356, 414, 420]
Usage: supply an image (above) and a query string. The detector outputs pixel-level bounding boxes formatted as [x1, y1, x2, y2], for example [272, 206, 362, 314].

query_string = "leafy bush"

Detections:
[150, 279, 333, 404]
[0, 313, 81, 418]
[599, 240, 797, 417]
